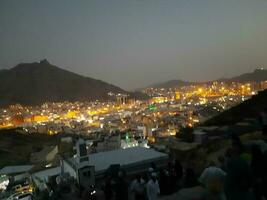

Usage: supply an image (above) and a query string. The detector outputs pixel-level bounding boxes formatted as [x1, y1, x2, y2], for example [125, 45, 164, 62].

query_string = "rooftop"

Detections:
[0, 165, 34, 175]
[75, 147, 168, 172]
[32, 166, 61, 181]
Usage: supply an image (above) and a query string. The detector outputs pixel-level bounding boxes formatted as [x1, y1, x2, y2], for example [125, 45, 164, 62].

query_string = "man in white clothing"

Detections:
[146, 172, 160, 200]
[199, 166, 227, 200]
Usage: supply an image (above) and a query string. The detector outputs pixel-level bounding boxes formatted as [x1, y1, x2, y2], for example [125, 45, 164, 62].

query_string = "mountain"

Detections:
[203, 89, 267, 126]
[0, 59, 147, 106]
[224, 68, 267, 83]
[147, 79, 192, 89]
[144, 68, 267, 89]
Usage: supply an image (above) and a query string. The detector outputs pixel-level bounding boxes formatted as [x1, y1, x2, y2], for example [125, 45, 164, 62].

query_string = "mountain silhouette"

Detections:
[0, 59, 147, 106]
[224, 68, 267, 82]
[147, 79, 192, 89]
[146, 68, 267, 89]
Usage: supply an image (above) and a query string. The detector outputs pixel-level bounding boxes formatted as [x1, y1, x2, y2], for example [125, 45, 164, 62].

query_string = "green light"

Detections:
[149, 104, 157, 111]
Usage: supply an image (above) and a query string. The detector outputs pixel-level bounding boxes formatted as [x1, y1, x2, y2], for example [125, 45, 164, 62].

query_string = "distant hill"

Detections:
[0, 59, 148, 106]
[222, 68, 267, 83]
[145, 68, 267, 89]
[147, 79, 192, 89]
[203, 89, 267, 126]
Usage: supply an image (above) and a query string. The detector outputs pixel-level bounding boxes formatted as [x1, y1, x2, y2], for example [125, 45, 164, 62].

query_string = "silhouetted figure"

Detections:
[130, 174, 146, 200]
[143, 173, 149, 183]
[251, 145, 266, 200]
[159, 169, 169, 195]
[231, 133, 244, 155]
[251, 145, 264, 178]
[146, 173, 160, 200]
[147, 167, 155, 181]
[150, 162, 157, 172]
[166, 162, 175, 193]
[260, 108, 267, 135]
[263, 152, 267, 199]
[114, 171, 128, 200]
[169, 168, 177, 193]
[104, 176, 113, 200]
[174, 160, 183, 180]
[183, 168, 199, 188]
[224, 157, 255, 200]
[218, 156, 227, 171]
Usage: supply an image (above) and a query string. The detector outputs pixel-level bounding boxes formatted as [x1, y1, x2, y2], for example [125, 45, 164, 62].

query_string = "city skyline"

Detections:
[1, 0, 267, 89]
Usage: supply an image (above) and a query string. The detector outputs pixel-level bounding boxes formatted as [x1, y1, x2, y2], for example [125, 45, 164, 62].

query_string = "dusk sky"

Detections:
[0, 0, 267, 90]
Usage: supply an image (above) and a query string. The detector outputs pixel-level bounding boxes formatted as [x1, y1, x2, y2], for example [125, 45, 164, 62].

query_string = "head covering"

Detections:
[151, 172, 157, 177]
[148, 167, 154, 173]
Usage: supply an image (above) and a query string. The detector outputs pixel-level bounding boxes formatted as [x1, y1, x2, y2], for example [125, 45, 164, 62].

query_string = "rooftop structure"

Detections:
[63, 144, 168, 181]
[0, 165, 34, 175]
[87, 146, 168, 176]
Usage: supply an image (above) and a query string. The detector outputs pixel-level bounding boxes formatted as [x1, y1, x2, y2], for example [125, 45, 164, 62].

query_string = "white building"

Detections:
[88, 146, 168, 178]
[61, 139, 95, 188]
[32, 139, 168, 189]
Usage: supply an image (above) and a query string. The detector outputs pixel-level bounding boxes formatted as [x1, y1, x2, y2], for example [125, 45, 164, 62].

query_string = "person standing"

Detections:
[146, 173, 160, 200]
[104, 176, 113, 200]
[114, 171, 128, 200]
[183, 168, 198, 188]
[130, 175, 146, 200]
[251, 145, 266, 200]
[260, 108, 267, 135]
[199, 166, 227, 200]
[224, 157, 255, 200]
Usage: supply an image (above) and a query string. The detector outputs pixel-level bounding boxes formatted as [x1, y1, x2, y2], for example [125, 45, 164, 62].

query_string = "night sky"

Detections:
[0, 0, 267, 90]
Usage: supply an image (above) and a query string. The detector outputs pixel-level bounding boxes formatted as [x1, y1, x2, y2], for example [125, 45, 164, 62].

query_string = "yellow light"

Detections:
[198, 88, 203, 93]
[28, 186, 33, 193]
[33, 115, 49, 122]
[148, 136, 155, 143]
[65, 111, 78, 119]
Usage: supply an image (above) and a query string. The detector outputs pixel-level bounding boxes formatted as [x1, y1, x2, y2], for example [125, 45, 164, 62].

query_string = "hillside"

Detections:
[203, 89, 267, 126]
[0, 60, 147, 106]
[226, 68, 267, 82]
[0, 128, 58, 168]
[148, 79, 192, 89]
[146, 68, 267, 89]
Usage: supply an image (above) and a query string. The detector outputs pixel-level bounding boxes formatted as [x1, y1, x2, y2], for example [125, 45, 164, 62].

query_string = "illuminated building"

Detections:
[33, 115, 49, 122]
[261, 81, 267, 90]
[175, 91, 181, 100]
[116, 94, 128, 105]
[61, 139, 95, 188]
[151, 96, 167, 104]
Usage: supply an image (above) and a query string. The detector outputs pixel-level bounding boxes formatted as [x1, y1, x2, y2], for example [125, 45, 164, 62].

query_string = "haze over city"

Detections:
[2, 1, 267, 200]
[1, 0, 267, 90]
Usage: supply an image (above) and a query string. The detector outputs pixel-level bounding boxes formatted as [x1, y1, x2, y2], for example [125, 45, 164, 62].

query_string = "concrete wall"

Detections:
[62, 160, 77, 179]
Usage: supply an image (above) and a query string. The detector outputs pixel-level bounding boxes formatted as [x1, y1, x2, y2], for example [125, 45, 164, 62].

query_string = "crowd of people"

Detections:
[221, 134, 267, 200]
[93, 132, 267, 200]
[96, 160, 200, 200]
[46, 109, 267, 200]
